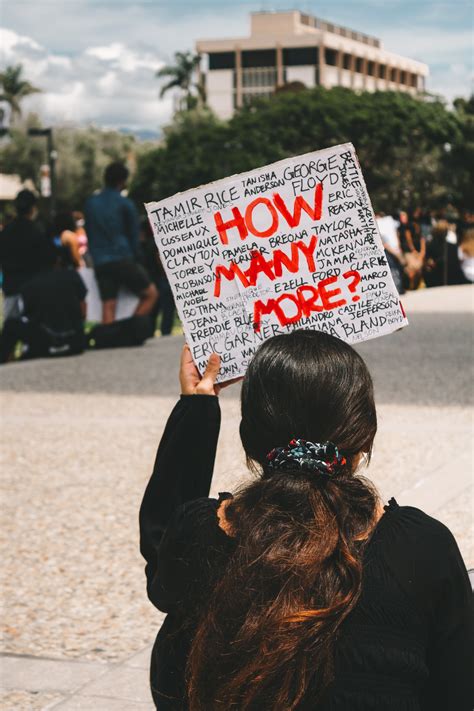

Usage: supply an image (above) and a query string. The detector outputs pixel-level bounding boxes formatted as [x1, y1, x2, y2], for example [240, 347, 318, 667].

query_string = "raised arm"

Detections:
[139, 394, 221, 544]
[139, 349, 226, 601]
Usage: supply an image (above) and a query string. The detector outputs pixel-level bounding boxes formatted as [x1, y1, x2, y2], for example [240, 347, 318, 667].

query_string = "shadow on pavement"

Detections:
[0, 312, 472, 407]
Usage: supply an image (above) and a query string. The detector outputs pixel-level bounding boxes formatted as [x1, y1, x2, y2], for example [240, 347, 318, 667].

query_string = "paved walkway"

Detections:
[1, 285, 472, 710]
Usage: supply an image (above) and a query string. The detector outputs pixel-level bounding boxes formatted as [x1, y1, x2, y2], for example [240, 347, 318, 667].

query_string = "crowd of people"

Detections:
[376, 208, 474, 294]
[0, 162, 176, 364]
[0, 161, 473, 365]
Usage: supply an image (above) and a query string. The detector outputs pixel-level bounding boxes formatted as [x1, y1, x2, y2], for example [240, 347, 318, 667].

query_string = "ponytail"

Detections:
[186, 469, 378, 710]
[187, 330, 378, 709]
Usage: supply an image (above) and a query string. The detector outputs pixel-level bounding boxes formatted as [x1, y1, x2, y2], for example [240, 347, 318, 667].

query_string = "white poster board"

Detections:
[146, 143, 408, 381]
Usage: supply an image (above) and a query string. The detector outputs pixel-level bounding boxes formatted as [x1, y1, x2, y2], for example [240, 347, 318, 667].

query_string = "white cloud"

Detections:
[86, 44, 125, 62]
[0, 4, 471, 131]
[97, 70, 119, 96]
[381, 27, 473, 66]
[428, 63, 474, 103]
[0, 27, 169, 131]
[40, 81, 86, 121]
[48, 55, 72, 69]
[0, 26, 42, 55]
[85, 43, 158, 72]
[0, 0, 249, 60]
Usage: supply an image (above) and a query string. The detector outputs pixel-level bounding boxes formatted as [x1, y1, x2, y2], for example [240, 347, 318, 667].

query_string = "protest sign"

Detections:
[146, 142, 408, 381]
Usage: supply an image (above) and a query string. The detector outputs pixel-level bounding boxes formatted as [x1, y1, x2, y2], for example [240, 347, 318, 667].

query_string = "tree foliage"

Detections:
[442, 96, 474, 208]
[157, 51, 204, 112]
[0, 64, 41, 122]
[130, 88, 472, 212]
[2, 88, 471, 220]
[0, 114, 141, 211]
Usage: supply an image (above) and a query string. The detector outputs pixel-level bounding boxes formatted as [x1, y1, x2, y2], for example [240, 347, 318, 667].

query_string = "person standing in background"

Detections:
[375, 212, 405, 294]
[398, 211, 425, 290]
[85, 162, 157, 324]
[424, 219, 465, 287]
[73, 211, 90, 265]
[0, 190, 55, 320]
[457, 228, 474, 283]
[140, 218, 175, 336]
[53, 212, 84, 268]
[424, 220, 447, 287]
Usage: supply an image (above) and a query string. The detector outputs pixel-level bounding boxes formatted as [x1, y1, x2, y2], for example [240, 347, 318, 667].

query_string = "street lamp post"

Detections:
[28, 127, 57, 220]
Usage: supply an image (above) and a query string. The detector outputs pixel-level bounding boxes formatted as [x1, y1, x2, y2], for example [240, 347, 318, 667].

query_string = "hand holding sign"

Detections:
[146, 143, 407, 382]
[180, 345, 242, 396]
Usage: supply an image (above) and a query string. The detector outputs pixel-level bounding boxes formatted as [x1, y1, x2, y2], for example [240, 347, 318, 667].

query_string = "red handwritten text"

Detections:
[213, 235, 318, 297]
[252, 273, 359, 331]
[214, 185, 323, 245]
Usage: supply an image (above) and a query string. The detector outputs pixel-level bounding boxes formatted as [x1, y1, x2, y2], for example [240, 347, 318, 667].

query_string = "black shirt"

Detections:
[139, 395, 473, 710]
[141, 238, 166, 285]
[0, 217, 55, 295]
[21, 269, 87, 333]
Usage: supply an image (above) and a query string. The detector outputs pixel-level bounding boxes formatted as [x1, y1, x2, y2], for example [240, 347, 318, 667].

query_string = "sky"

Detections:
[0, 0, 472, 134]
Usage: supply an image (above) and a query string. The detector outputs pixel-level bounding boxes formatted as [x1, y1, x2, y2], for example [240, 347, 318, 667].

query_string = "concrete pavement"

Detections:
[1, 284, 472, 710]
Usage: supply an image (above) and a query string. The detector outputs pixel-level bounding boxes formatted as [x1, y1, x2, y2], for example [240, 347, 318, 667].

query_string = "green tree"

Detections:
[0, 115, 144, 213]
[443, 96, 474, 209]
[157, 51, 204, 112]
[0, 64, 41, 123]
[130, 109, 232, 202]
[131, 88, 463, 213]
[0, 113, 45, 183]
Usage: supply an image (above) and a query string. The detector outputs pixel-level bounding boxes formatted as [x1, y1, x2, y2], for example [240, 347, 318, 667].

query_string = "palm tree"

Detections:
[157, 51, 204, 112]
[0, 64, 41, 123]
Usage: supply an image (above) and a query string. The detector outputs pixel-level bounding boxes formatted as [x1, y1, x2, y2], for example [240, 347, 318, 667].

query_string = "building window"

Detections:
[355, 57, 363, 73]
[209, 52, 235, 70]
[400, 70, 407, 85]
[367, 61, 375, 76]
[242, 91, 273, 106]
[242, 67, 278, 89]
[283, 47, 318, 66]
[242, 49, 276, 68]
[343, 53, 352, 70]
[411, 73, 418, 88]
[325, 49, 338, 66]
[378, 64, 386, 79]
[390, 67, 397, 82]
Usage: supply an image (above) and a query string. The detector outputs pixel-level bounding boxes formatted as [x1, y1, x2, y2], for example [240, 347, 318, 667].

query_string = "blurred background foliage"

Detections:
[0, 112, 148, 213]
[130, 88, 473, 213]
[1, 83, 472, 216]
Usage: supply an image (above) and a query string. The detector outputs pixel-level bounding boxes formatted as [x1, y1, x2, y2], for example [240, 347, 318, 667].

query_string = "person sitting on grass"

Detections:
[140, 330, 473, 711]
[0, 189, 55, 321]
[0, 262, 87, 364]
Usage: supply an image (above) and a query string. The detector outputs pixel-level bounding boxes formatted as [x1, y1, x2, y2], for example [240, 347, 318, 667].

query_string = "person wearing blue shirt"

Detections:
[85, 162, 157, 324]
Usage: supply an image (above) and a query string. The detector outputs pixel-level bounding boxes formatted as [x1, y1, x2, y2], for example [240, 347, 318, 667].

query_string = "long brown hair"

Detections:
[187, 330, 378, 709]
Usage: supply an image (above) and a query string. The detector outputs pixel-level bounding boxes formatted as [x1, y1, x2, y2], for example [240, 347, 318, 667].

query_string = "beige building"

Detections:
[196, 10, 429, 119]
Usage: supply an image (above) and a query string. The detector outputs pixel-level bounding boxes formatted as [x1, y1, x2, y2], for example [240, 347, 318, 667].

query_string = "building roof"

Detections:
[197, 10, 428, 76]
